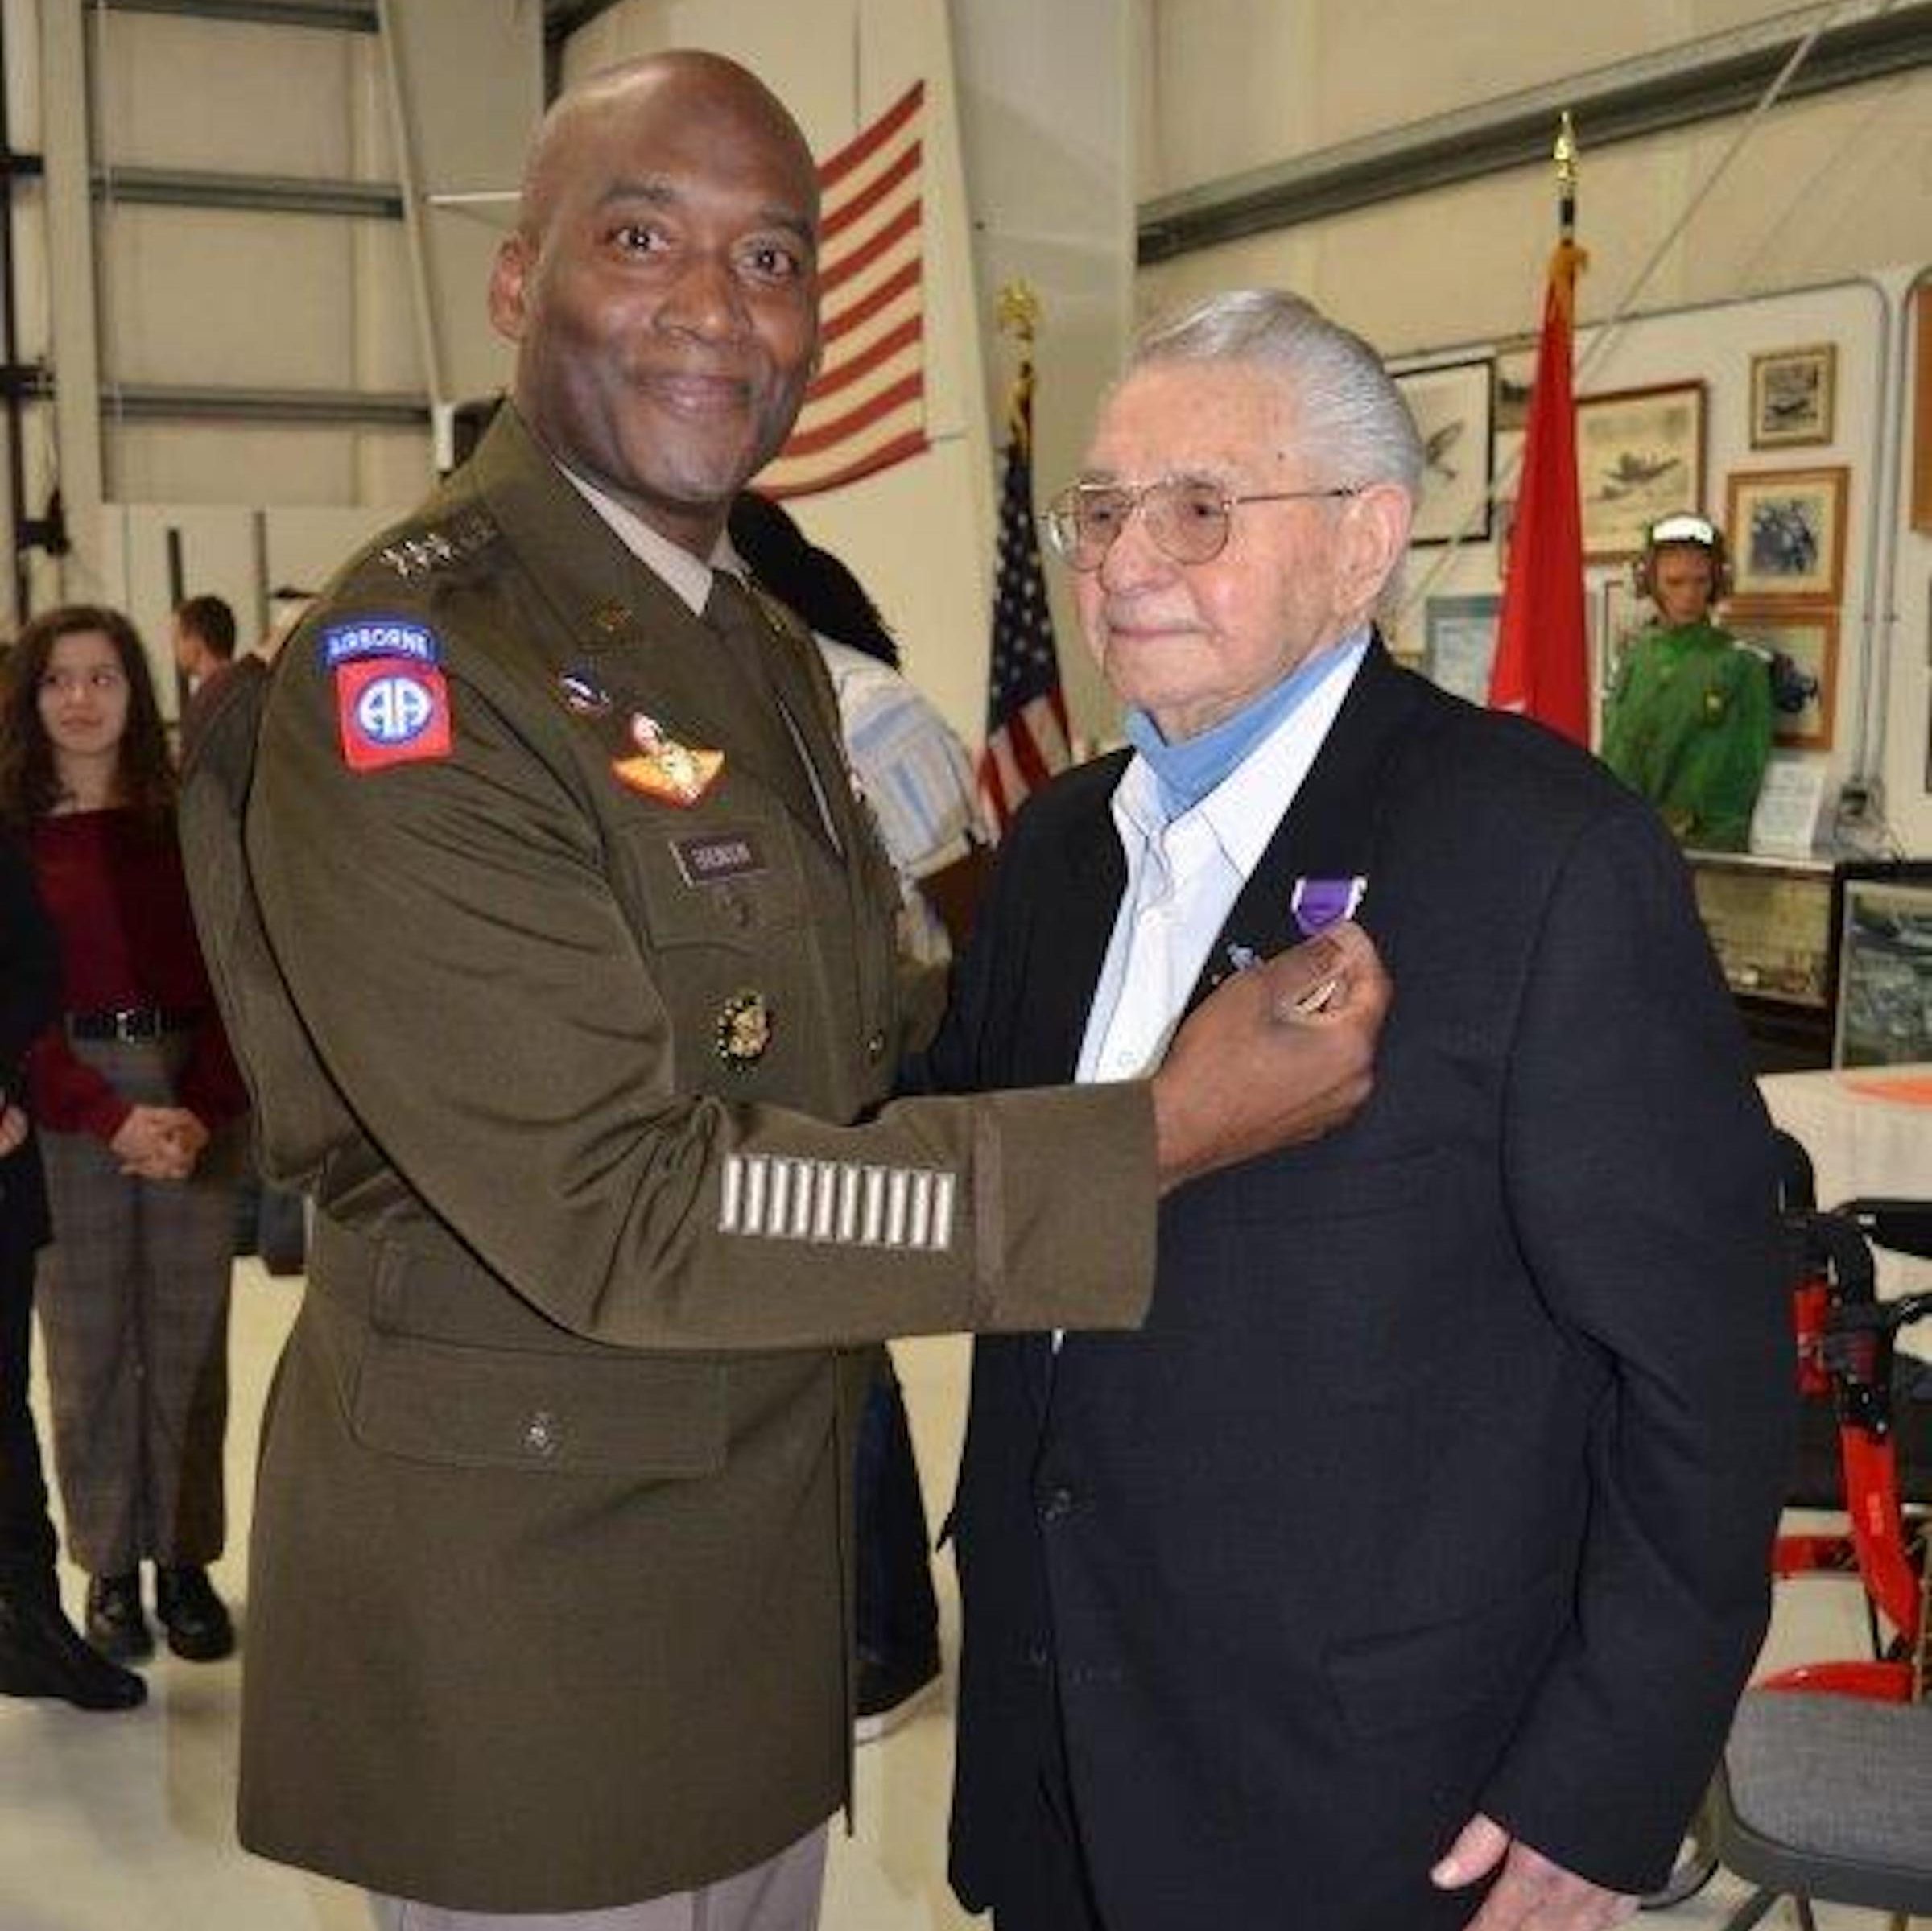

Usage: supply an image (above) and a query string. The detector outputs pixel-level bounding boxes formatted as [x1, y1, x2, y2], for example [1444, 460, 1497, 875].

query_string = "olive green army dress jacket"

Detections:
[193, 406, 1157, 1912]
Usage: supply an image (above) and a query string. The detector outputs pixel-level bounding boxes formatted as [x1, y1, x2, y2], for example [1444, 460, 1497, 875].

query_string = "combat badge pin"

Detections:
[611, 712, 723, 806]
[556, 665, 613, 716]
[716, 988, 773, 1069]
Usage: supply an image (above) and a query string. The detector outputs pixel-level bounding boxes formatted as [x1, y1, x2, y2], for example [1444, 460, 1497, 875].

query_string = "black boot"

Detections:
[155, 1566, 235, 1663]
[85, 1571, 153, 1663]
[0, 1582, 146, 1710]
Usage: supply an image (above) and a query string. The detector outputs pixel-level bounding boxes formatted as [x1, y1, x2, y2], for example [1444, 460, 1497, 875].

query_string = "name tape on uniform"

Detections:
[719, 1153, 956, 1252]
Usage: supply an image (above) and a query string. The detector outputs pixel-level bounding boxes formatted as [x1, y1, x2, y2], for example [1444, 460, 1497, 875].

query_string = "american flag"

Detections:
[976, 369, 1069, 836]
[758, 81, 927, 499]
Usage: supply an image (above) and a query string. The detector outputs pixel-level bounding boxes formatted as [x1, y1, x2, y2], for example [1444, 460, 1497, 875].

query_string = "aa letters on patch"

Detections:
[336, 659, 452, 772]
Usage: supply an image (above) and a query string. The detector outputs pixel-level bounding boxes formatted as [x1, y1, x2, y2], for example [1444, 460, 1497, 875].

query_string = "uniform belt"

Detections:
[68, 1006, 196, 1043]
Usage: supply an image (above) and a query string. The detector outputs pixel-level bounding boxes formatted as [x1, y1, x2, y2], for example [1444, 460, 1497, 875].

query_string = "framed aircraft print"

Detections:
[1575, 381, 1707, 560]
[1393, 357, 1493, 545]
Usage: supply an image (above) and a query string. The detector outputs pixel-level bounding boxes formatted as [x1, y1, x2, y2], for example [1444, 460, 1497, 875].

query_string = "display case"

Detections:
[1686, 852, 1835, 1071]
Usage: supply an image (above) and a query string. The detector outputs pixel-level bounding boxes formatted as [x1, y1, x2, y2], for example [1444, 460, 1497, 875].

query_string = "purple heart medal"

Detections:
[1285, 876, 1367, 1013]
[1290, 875, 1367, 937]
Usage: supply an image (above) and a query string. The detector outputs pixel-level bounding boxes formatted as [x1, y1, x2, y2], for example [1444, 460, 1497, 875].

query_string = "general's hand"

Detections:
[1433, 1813, 1637, 1931]
[1150, 921, 1388, 1193]
[0, 1103, 27, 1159]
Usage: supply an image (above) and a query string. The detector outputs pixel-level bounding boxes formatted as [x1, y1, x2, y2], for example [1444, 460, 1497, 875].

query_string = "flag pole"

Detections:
[977, 278, 1070, 836]
[1556, 110, 1577, 246]
[995, 279, 1040, 453]
[1485, 114, 1590, 745]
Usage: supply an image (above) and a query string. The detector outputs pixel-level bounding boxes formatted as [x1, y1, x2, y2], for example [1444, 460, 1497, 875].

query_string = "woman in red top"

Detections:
[0, 605, 247, 1666]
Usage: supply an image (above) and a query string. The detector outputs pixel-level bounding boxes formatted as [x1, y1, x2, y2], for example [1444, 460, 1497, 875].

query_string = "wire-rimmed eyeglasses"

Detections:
[1042, 477, 1362, 571]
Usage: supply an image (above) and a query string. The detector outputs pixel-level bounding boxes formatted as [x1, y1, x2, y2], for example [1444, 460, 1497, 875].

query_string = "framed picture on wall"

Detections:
[1576, 381, 1706, 559]
[1492, 345, 1535, 434]
[1422, 592, 1501, 704]
[1830, 863, 1932, 1067]
[1749, 344, 1835, 448]
[1592, 575, 1641, 752]
[1393, 357, 1493, 545]
[1726, 466, 1848, 601]
[1726, 600, 1839, 750]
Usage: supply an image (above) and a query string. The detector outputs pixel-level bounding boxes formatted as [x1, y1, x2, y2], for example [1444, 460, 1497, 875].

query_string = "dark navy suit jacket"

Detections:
[934, 642, 1793, 1931]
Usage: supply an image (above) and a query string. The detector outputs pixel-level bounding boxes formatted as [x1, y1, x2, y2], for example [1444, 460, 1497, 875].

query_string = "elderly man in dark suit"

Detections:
[934, 290, 1793, 1931]
[0, 835, 144, 1710]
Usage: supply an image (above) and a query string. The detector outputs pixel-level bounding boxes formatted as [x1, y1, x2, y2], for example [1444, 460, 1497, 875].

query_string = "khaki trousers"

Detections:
[366, 1823, 828, 1931]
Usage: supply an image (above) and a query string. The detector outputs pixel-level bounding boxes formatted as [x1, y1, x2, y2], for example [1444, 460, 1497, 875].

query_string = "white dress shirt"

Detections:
[1076, 635, 1368, 1085]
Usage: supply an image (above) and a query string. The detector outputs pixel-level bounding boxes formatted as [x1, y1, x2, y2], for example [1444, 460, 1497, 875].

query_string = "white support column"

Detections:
[35, 0, 105, 602]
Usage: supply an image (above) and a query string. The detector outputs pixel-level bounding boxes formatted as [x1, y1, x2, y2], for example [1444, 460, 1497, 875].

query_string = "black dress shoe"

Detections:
[85, 1572, 153, 1663]
[0, 1587, 146, 1710]
[155, 1566, 235, 1662]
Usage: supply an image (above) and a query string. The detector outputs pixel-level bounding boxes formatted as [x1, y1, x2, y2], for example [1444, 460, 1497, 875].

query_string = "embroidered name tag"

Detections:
[672, 832, 765, 885]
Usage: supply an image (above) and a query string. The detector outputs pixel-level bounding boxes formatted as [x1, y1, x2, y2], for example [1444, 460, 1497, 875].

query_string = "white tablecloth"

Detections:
[1758, 1062, 1932, 1299]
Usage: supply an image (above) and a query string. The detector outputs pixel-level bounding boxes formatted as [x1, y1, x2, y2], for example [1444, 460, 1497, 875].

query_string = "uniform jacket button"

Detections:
[522, 1409, 560, 1459]
[1039, 1484, 1075, 1523]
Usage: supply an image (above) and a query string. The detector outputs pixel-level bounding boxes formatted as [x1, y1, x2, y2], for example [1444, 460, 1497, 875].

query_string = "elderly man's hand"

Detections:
[1433, 1814, 1637, 1931]
[1150, 921, 1388, 1193]
[0, 1102, 27, 1160]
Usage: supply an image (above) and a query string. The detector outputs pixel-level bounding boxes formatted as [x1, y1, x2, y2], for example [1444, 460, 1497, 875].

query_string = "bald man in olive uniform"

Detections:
[204, 52, 1387, 1930]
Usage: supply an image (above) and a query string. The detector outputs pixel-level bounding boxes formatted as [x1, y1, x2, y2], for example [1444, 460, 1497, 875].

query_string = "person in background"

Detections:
[1599, 512, 1771, 852]
[729, 491, 989, 965]
[178, 595, 310, 1277]
[932, 291, 1791, 1931]
[729, 489, 981, 1740]
[0, 604, 248, 1669]
[171, 593, 237, 696]
[0, 827, 145, 1711]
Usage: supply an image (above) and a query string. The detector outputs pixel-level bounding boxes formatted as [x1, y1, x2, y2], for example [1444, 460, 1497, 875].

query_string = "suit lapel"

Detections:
[1017, 759, 1130, 1420]
[1186, 639, 1424, 1013]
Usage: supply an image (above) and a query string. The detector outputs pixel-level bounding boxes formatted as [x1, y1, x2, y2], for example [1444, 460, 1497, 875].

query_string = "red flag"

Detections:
[758, 83, 928, 500]
[976, 368, 1069, 837]
[1488, 240, 1589, 743]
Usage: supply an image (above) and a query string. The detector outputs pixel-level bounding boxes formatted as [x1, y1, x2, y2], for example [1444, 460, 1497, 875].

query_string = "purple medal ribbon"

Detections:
[1290, 875, 1367, 936]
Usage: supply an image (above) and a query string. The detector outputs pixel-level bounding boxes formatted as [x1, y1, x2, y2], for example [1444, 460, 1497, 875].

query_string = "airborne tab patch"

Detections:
[320, 617, 442, 669]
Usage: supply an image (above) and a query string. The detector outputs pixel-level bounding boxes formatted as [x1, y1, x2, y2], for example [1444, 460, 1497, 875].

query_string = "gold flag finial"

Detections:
[997, 280, 1040, 346]
[1554, 112, 1579, 186]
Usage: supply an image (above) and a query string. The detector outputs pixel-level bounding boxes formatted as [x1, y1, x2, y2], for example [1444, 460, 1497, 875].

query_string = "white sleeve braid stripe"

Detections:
[719, 1153, 958, 1250]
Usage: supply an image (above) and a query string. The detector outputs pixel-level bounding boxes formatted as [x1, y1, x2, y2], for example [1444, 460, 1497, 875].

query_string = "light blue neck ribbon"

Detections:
[1123, 632, 1363, 819]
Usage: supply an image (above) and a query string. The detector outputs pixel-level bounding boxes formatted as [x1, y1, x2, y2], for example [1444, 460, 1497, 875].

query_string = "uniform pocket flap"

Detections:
[350, 1330, 726, 1478]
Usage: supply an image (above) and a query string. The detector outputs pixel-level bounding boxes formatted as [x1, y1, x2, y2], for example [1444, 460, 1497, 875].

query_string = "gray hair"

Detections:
[1128, 289, 1423, 502]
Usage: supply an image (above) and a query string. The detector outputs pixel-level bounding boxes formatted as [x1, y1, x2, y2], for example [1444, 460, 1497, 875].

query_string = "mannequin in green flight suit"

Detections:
[1600, 512, 1772, 852]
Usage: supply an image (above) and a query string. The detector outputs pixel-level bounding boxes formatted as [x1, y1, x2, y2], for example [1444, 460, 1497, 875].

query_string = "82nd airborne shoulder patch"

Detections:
[324, 617, 452, 773]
